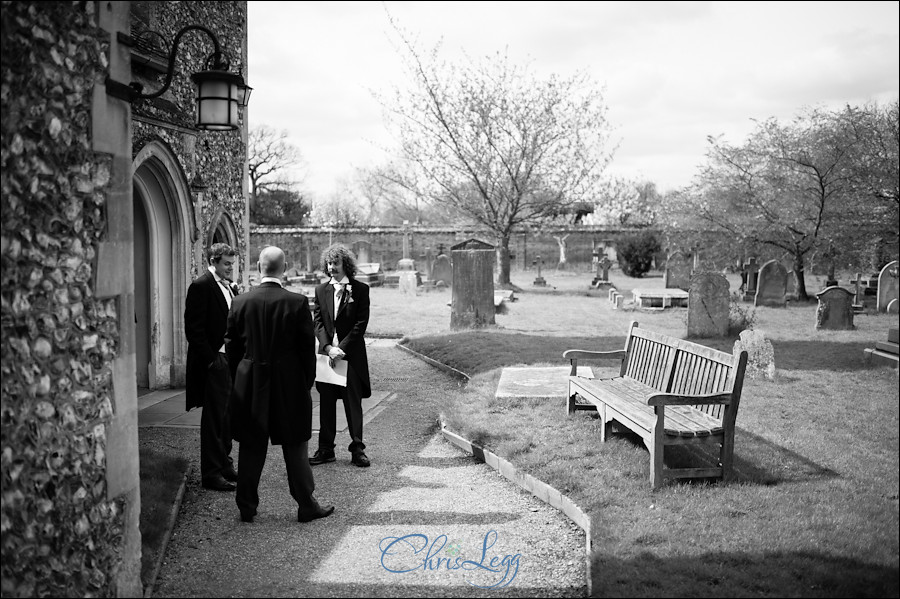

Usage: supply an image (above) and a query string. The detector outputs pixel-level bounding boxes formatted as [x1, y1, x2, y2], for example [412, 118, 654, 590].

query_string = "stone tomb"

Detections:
[356, 262, 384, 287]
[687, 272, 730, 338]
[755, 259, 788, 307]
[495, 366, 594, 400]
[815, 286, 855, 330]
[741, 257, 760, 301]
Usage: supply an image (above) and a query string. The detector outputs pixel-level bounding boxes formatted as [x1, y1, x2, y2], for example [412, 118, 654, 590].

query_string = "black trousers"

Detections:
[316, 366, 365, 454]
[235, 437, 317, 518]
[200, 353, 234, 482]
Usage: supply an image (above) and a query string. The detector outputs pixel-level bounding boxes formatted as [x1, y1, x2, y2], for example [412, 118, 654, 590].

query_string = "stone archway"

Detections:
[207, 208, 241, 280]
[132, 140, 196, 388]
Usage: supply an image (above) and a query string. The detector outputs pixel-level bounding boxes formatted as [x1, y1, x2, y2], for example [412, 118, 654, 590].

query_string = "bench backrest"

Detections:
[621, 322, 747, 424]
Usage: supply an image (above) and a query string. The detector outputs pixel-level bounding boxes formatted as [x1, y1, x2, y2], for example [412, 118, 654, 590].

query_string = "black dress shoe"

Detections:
[222, 468, 238, 483]
[309, 449, 336, 465]
[297, 504, 335, 523]
[351, 452, 370, 468]
[202, 476, 236, 492]
[239, 512, 255, 523]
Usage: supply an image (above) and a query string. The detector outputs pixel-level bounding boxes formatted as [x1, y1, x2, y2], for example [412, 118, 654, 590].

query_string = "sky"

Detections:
[247, 1, 900, 200]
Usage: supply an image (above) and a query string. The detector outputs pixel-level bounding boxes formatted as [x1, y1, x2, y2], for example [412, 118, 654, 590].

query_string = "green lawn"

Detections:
[382, 268, 899, 597]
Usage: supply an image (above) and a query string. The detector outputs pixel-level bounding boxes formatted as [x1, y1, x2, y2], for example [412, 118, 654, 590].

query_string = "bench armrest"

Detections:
[647, 392, 732, 406]
[563, 349, 628, 361]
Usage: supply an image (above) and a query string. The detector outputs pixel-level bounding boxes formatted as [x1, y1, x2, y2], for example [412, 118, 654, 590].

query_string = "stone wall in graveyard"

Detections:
[250, 225, 656, 274]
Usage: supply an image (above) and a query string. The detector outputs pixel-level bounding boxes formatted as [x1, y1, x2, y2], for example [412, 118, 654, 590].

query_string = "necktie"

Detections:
[219, 280, 233, 308]
[337, 283, 347, 307]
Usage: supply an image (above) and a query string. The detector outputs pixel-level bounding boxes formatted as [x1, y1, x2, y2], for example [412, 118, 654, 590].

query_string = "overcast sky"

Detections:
[247, 1, 899, 200]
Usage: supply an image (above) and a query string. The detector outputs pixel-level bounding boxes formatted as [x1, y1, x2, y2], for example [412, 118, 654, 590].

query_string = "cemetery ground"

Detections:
[140, 267, 898, 597]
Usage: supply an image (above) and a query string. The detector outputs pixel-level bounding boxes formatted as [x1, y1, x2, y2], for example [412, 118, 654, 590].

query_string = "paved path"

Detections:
[145, 343, 586, 598]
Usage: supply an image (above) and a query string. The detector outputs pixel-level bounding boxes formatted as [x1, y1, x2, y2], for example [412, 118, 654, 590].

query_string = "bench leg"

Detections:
[566, 393, 576, 416]
[720, 431, 735, 482]
[599, 405, 613, 442]
[650, 415, 665, 489]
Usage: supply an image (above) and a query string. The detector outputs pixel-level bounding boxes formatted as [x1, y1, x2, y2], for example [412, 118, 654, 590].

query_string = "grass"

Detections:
[379, 267, 899, 597]
[138, 446, 190, 591]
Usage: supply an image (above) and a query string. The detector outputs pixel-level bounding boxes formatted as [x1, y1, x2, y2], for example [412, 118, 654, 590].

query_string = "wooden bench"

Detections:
[564, 321, 748, 489]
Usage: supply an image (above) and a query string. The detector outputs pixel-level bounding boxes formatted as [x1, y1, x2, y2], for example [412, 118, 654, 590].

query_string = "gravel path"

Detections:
[145, 346, 586, 598]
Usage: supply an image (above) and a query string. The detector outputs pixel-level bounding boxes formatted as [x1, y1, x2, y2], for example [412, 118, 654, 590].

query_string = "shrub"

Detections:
[616, 231, 661, 277]
[728, 292, 757, 336]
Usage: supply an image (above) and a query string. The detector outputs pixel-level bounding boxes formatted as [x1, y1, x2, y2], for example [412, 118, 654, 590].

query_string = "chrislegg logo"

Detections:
[378, 530, 521, 589]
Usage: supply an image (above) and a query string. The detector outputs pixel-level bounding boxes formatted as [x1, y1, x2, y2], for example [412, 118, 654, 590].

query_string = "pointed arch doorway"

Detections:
[132, 141, 197, 389]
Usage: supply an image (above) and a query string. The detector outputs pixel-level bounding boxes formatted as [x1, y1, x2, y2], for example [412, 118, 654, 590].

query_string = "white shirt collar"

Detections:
[260, 276, 283, 286]
[330, 276, 350, 287]
[208, 265, 231, 285]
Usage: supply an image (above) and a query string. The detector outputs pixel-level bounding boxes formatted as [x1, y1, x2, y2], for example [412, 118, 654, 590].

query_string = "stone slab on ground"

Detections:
[495, 366, 594, 400]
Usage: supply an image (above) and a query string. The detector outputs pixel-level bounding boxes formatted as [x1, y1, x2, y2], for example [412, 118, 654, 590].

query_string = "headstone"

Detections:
[741, 257, 760, 301]
[422, 246, 433, 280]
[664, 251, 692, 291]
[450, 239, 496, 329]
[305, 237, 313, 273]
[888, 299, 899, 314]
[352, 239, 371, 264]
[398, 271, 418, 296]
[733, 329, 776, 381]
[532, 255, 547, 287]
[784, 264, 797, 298]
[755, 260, 788, 307]
[687, 272, 730, 338]
[614, 295, 624, 310]
[431, 254, 452, 287]
[397, 258, 416, 271]
[815, 286, 855, 330]
[592, 255, 612, 286]
[849, 272, 865, 308]
[402, 228, 411, 260]
[877, 260, 899, 312]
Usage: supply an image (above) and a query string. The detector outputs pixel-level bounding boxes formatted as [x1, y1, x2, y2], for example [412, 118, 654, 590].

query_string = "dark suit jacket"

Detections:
[312, 277, 371, 398]
[184, 271, 238, 410]
[225, 282, 316, 445]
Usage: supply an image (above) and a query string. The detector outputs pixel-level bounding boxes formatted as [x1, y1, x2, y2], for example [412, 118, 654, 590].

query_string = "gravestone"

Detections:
[431, 254, 452, 287]
[305, 237, 313, 273]
[532, 255, 547, 287]
[664, 251, 692, 291]
[687, 272, 730, 338]
[815, 286, 855, 330]
[755, 260, 788, 307]
[784, 264, 797, 298]
[398, 271, 418, 296]
[352, 239, 371, 264]
[421, 246, 433, 280]
[877, 260, 899, 312]
[591, 255, 612, 287]
[741, 257, 760, 301]
[733, 329, 776, 380]
[450, 239, 496, 329]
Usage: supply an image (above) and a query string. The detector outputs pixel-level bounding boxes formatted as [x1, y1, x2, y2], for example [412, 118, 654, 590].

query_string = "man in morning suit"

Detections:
[184, 242, 239, 492]
[225, 246, 334, 523]
[310, 243, 372, 468]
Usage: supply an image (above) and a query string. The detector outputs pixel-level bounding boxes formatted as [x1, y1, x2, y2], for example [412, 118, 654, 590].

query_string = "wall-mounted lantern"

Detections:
[105, 25, 251, 131]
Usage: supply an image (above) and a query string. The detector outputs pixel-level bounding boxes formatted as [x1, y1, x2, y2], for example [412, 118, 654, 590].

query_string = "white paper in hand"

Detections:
[315, 354, 348, 386]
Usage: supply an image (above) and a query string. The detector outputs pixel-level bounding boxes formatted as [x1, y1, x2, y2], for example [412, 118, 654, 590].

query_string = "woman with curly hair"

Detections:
[310, 243, 372, 468]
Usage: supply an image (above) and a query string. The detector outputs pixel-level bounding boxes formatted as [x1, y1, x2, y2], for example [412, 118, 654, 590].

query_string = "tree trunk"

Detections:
[496, 236, 511, 286]
[793, 252, 809, 301]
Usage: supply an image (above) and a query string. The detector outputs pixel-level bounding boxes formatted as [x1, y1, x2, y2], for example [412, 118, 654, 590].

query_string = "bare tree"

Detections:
[248, 125, 304, 213]
[377, 18, 616, 285]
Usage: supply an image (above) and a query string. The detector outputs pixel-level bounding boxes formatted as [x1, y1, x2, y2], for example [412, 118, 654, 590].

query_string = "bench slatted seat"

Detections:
[564, 321, 748, 489]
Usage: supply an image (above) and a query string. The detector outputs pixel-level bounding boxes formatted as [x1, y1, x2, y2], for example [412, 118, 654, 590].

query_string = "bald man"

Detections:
[225, 246, 333, 523]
